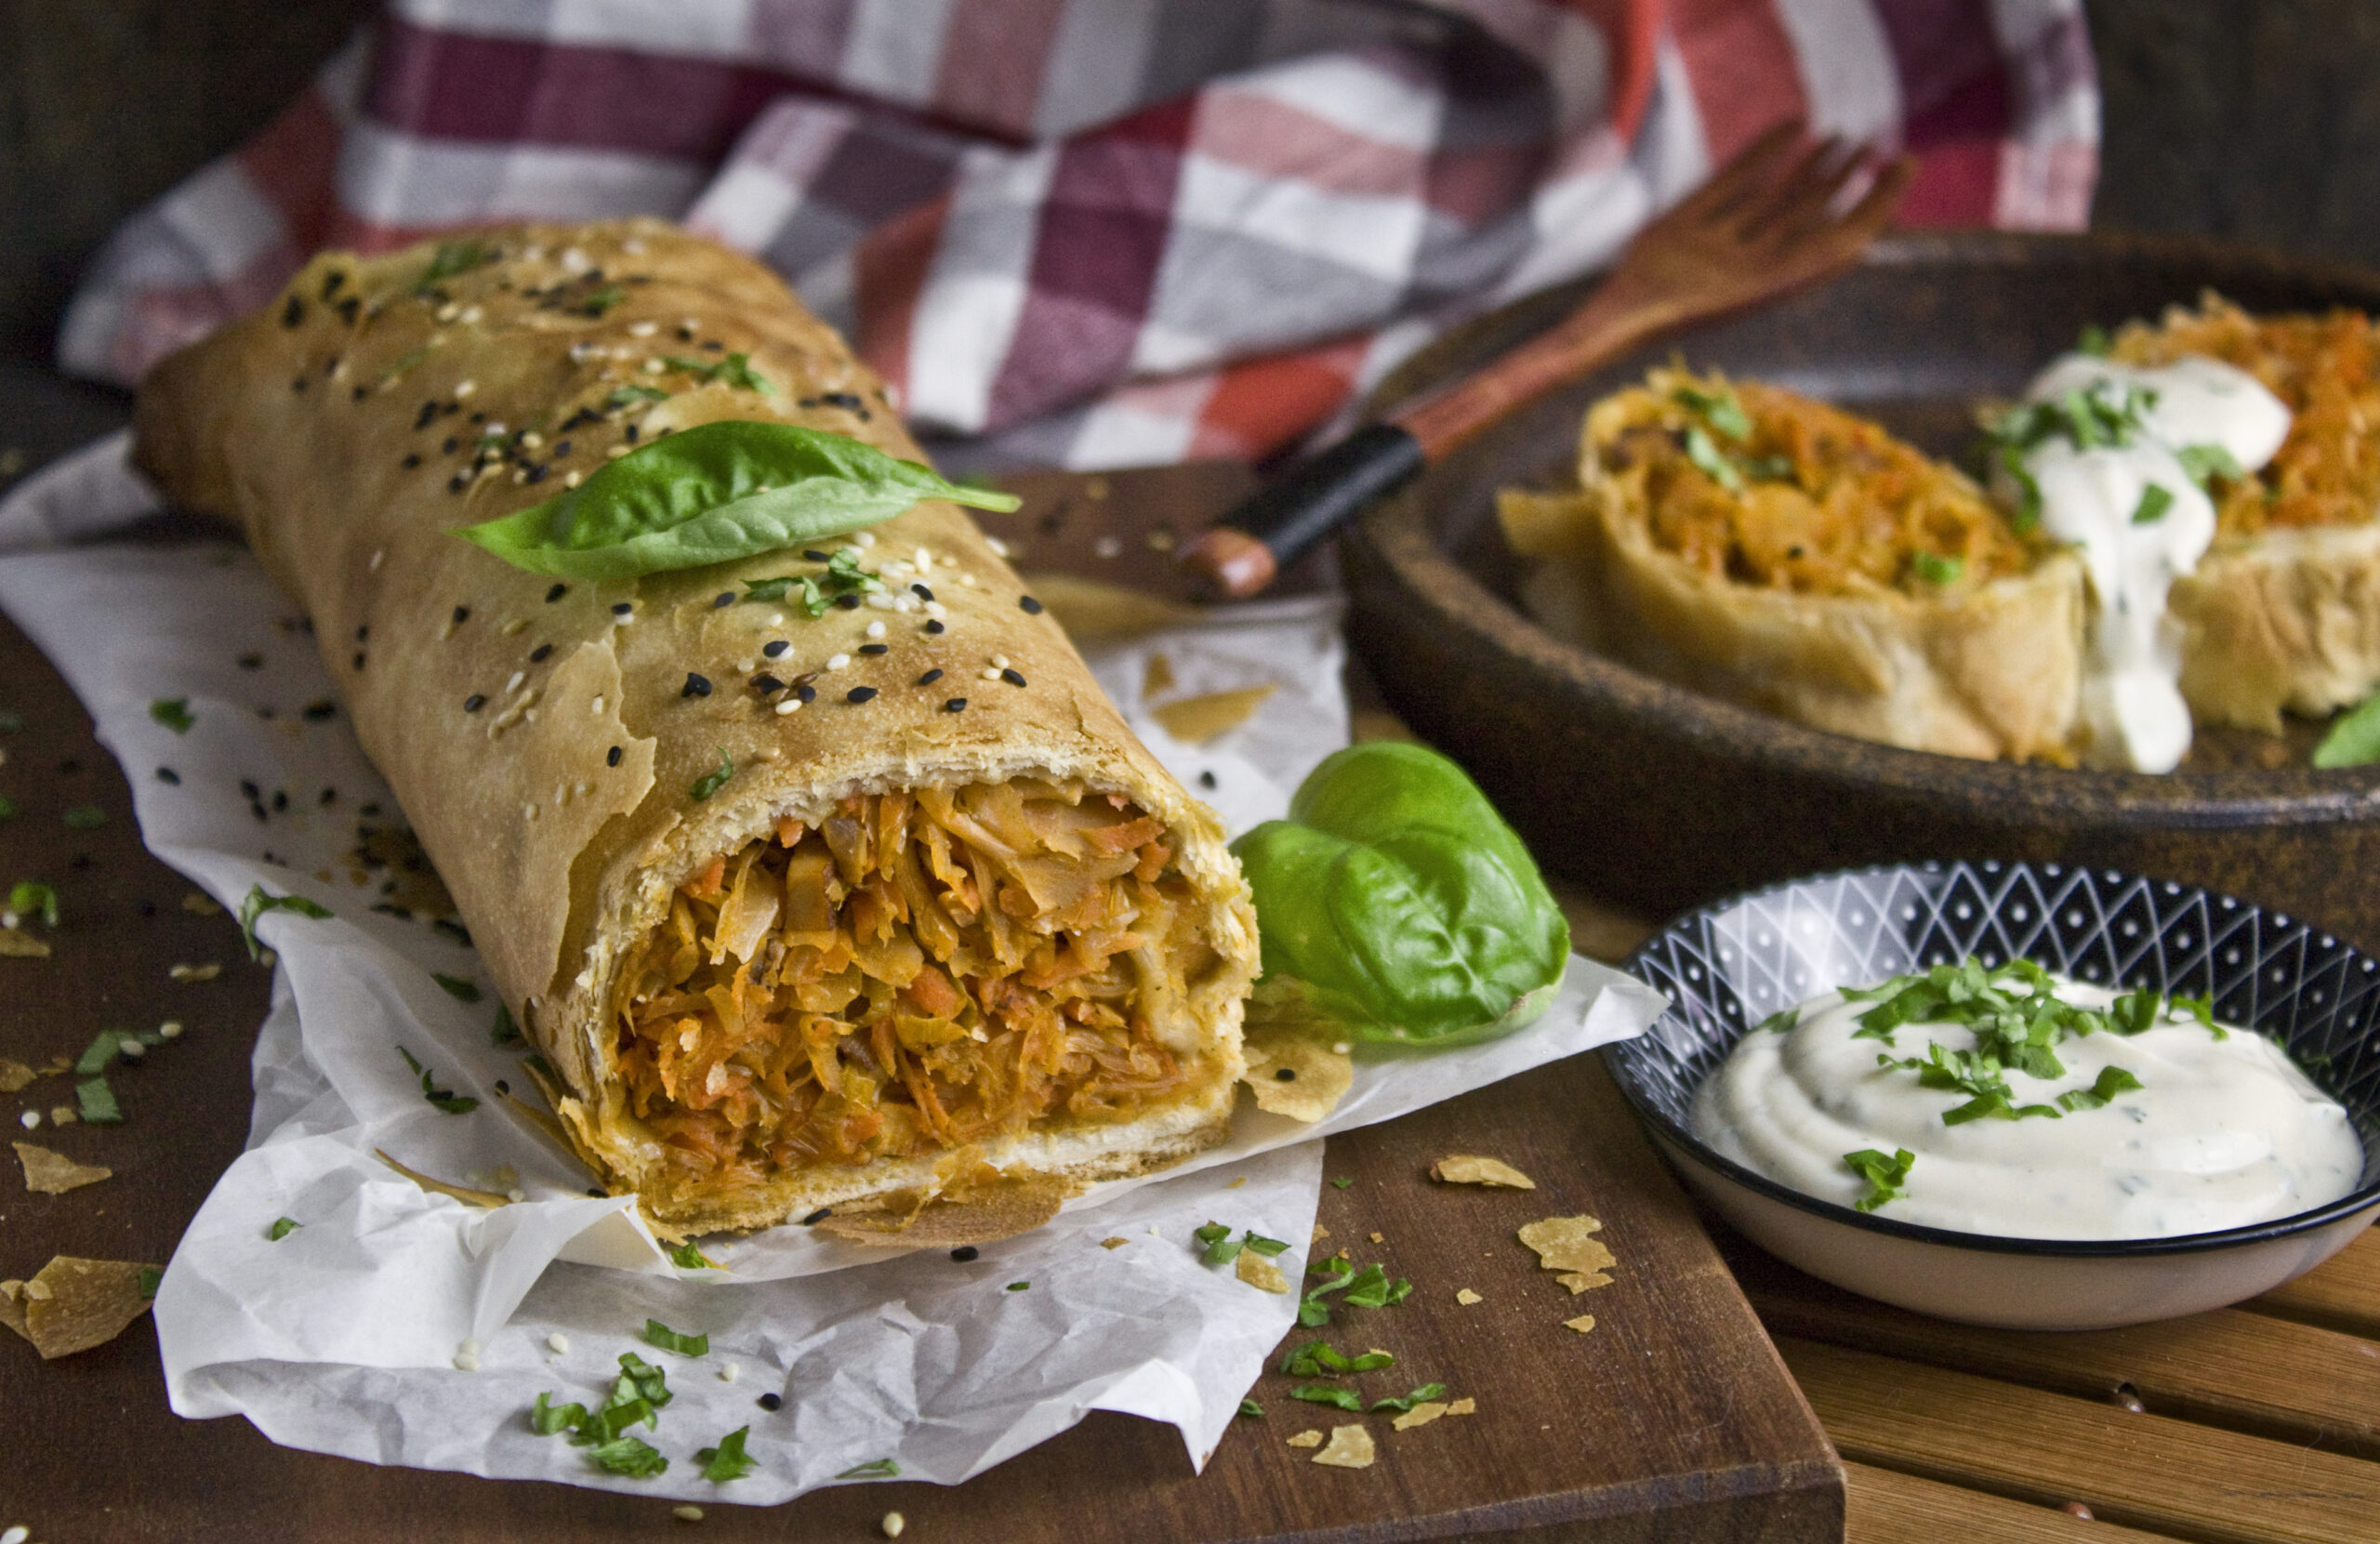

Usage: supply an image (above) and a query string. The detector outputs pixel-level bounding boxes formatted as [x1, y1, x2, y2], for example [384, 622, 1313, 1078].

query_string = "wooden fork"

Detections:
[1179, 122, 1915, 598]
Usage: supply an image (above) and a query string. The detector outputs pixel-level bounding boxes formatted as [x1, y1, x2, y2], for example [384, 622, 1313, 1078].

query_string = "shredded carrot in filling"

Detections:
[614, 779, 1215, 1191]
[1595, 368, 2041, 597]
[2110, 296, 2380, 538]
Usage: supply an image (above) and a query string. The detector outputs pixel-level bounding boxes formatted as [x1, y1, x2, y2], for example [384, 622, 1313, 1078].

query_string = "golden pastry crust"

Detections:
[2112, 296, 2380, 730]
[1503, 370, 2082, 761]
[132, 219, 1258, 1235]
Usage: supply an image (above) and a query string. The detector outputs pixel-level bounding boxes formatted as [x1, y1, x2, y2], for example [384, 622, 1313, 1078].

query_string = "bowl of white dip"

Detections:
[1606, 859, 2380, 1329]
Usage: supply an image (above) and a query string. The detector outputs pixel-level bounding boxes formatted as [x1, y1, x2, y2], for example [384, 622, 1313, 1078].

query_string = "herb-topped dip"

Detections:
[1691, 958, 2361, 1240]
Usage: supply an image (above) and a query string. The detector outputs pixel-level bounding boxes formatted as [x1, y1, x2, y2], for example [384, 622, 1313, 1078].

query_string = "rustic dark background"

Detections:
[3, 0, 2379, 364]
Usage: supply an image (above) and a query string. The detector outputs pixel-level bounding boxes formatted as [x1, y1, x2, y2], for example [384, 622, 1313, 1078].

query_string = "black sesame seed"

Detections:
[606, 745, 622, 767]
[944, 697, 967, 712]
[918, 668, 944, 685]
[416, 402, 439, 431]
[302, 700, 337, 721]
[803, 549, 831, 561]
[625, 424, 640, 443]
[281, 295, 305, 328]
[847, 686, 879, 704]
[822, 390, 863, 411]
[530, 642, 553, 663]
[1000, 667, 1026, 687]
[320, 787, 337, 805]
[258, 706, 277, 720]
[925, 619, 945, 635]
[524, 464, 548, 484]
[156, 767, 180, 785]
[494, 1080, 509, 1096]
[272, 789, 289, 812]
[587, 1187, 608, 1198]
[469, 410, 485, 424]
[1019, 596, 1043, 614]
[447, 476, 468, 494]
[240, 781, 259, 798]
[336, 297, 360, 325]
[354, 625, 370, 642]
[950, 1246, 980, 1262]
[433, 917, 469, 944]
[293, 376, 309, 393]
[713, 592, 735, 608]
[794, 682, 816, 704]
[751, 674, 786, 694]
[762, 640, 789, 658]
[352, 652, 366, 670]
[362, 802, 382, 817]
[401, 453, 421, 468]
[452, 605, 469, 625]
[835, 593, 861, 610]
[554, 440, 573, 456]
[1275, 1067, 1296, 1081]
[682, 672, 712, 697]
[758, 1392, 784, 1412]
[443, 435, 460, 454]
[859, 643, 889, 655]
[800, 1207, 831, 1225]
[463, 693, 486, 712]
[702, 340, 725, 353]
[545, 583, 567, 602]
[911, 583, 934, 600]
[352, 385, 369, 402]
[1198, 771, 1217, 789]
[138, 899, 156, 917]
[611, 601, 633, 616]
[238, 652, 264, 669]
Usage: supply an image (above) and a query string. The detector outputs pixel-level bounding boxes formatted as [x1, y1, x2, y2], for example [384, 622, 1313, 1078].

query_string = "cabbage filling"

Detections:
[614, 780, 1218, 1191]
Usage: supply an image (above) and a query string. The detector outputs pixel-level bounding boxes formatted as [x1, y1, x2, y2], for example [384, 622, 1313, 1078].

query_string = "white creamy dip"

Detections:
[1692, 972, 2360, 1240]
[2008, 354, 2293, 772]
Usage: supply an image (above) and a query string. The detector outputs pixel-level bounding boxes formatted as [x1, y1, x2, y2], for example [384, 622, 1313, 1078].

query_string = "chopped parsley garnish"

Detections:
[2177, 442, 2244, 489]
[1238, 1398, 1264, 1419]
[8, 879, 59, 928]
[643, 1318, 709, 1356]
[1341, 1262, 1412, 1309]
[1844, 1148, 1916, 1212]
[696, 1426, 757, 1481]
[1329, 1177, 1355, 1190]
[432, 973, 482, 1003]
[1998, 443, 2044, 532]
[76, 1076, 122, 1124]
[603, 384, 670, 410]
[530, 1391, 585, 1435]
[269, 1217, 301, 1241]
[2131, 483, 2175, 525]
[1683, 425, 1743, 491]
[586, 1436, 668, 1477]
[1289, 1385, 1364, 1412]
[2056, 1064, 2146, 1113]
[1006, 1280, 1029, 1292]
[668, 1241, 715, 1271]
[1758, 1006, 1801, 1036]
[0, 709, 20, 732]
[1369, 1383, 1449, 1413]
[616, 1351, 673, 1409]
[396, 1045, 479, 1115]
[2315, 689, 2380, 769]
[1194, 1222, 1289, 1266]
[0, 797, 15, 820]
[664, 351, 774, 394]
[238, 885, 332, 959]
[1280, 1339, 1392, 1376]
[418, 238, 496, 291]
[1297, 1258, 1410, 1326]
[150, 697, 194, 733]
[490, 1005, 523, 1047]
[1988, 379, 2158, 455]
[838, 1458, 901, 1481]
[1911, 551, 1963, 587]
[75, 1026, 163, 1074]
[2076, 323, 2112, 356]
[690, 748, 734, 802]
[577, 284, 627, 317]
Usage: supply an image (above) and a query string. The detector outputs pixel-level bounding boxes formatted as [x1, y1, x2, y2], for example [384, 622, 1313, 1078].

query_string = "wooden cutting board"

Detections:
[0, 400, 1841, 1541]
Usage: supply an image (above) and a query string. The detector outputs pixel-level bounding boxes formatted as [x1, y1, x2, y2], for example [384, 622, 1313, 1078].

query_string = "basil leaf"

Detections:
[239, 885, 331, 960]
[616, 1351, 672, 1408]
[1289, 1385, 1364, 1412]
[1370, 1383, 1449, 1413]
[491, 1005, 523, 1047]
[644, 1318, 709, 1356]
[2315, 690, 2380, 768]
[585, 1436, 668, 1477]
[268, 1217, 301, 1241]
[1238, 1398, 1264, 1419]
[2177, 442, 2244, 489]
[452, 420, 1021, 580]
[1844, 1147, 1915, 1212]
[76, 1076, 123, 1124]
[697, 1426, 757, 1482]
[2131, 483, 2175, 525]
[150, 697, 194, 733]
[530, 1392, 587, 1436]
[7, 879, 59, 928]
[668, 1241, 714, 1271]
[1229, 743, 1569, 1045]
[2056, 1064, 2145, 1113]
[664, 352, 774, 393]
[396, 1044, 479, 1115]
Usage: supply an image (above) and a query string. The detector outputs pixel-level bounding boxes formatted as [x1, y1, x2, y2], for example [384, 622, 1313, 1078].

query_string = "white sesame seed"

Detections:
[774, 699, 802, 716]
[866, 591, 895, 610]
[915, 547, 932, 569]
[734, 661, 753, 674]
[992, 654, 1010, 669]
[369, 548, 386, 573]
[503, 617, 529, 635]
[520, 430, 542, 449]
[453, 1338, 482, 1372]
[569, 342, 594, 363]
[17, 1111, 36, 1130]
[508, 1188, 525, 1202]
[643, 358, 666, 374]
[856, 532, 877, 548]
[591, 695, 605, 715]
[485, 421, 509, 437]
[159, 1021, 182, 1039]
[719, 1361, 740, 1382]
[4, 1524, 29, 1544]
[561, 246, 589, 271]
[573, 781, 590, 798]
[118, 1038, 147, 1062]
[770, 613, 786, 627]
[434, 302, 460, 322]
[985, 536, 1012, 558]
[524, 803, 538, 821]
[454, 379, 477, 399]
[548, 1332, 570, 1353]
[628, 321, 656, 337]
[1332, 1041, 1352, 1054]
[621, 236, 647, 255]
[925, 600, 947, 618]
[959, 572, 979, 587]
[505, 670, 526, 693]
[882, 1511, 906, 1537]
[673, 1506, 705, 1524]
[865, 620, 886, 640]
[681, 316, 701, 332]
[827, 653, 851, 670]
[607, 445, 631, 457]
[459, 305, 483, 325]
[895, 595, 919, 613]
[564, 469, 584, 486]
[982, 667, 1002, 681]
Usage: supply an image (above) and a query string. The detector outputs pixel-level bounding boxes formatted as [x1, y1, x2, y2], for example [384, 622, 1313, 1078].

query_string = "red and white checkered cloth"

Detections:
[58, 0, 2096, 470]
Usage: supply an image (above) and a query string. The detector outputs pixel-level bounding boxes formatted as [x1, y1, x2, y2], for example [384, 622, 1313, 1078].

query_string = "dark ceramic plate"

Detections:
[1341, 232, 2380, 947]
[1601, 859, 2380, 1327]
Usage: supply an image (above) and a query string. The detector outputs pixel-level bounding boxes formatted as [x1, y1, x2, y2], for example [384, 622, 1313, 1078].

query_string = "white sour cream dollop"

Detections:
[1692, 976, 2360, 1240]
[2011, 355, 2292, 772]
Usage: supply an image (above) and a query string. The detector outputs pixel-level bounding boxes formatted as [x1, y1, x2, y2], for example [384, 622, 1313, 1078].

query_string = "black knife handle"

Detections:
[1228, 422, 1424, 568]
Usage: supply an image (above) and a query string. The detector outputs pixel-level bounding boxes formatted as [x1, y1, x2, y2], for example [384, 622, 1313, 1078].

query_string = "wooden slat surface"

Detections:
[2246, 1229, 2380, 1339]
[1785, 1337, 2380, 1544]
[1846, 1462, 2182, 1543]
[0, 406, 1840, 1541]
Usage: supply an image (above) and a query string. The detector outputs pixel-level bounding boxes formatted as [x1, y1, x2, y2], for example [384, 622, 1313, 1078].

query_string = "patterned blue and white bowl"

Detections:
[1606, 861, 2380, 1329]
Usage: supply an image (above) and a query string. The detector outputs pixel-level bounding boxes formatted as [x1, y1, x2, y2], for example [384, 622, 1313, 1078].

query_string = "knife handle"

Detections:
[1177, 423, 1425, 600]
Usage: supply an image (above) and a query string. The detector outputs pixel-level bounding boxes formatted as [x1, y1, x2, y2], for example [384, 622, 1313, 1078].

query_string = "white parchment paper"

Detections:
[0, 434, 1663, 1501]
